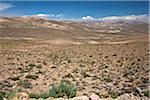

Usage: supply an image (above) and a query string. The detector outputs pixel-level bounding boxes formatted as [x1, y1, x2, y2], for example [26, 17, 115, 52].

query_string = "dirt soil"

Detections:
[0, 34, 149, 99]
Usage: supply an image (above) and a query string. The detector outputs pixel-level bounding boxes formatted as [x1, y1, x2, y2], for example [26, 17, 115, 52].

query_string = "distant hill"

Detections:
[0, 16, 149, 41]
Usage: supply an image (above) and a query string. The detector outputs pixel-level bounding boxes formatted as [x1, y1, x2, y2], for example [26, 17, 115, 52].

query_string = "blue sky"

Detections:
[0, 1, 149, 19]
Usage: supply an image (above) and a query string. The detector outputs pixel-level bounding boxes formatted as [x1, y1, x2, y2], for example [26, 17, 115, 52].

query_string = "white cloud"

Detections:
[23, 13, 148, 23]
[56, 14, 63, 18]
[35, 13, 50, 17]
[0, 3, 13, 12]
[80, 14, 148, 23]
[99, 14, 148, 22]
[30, 13, 64, 19]
[50, 14, 55, 17]
[81, 16, 95, 20]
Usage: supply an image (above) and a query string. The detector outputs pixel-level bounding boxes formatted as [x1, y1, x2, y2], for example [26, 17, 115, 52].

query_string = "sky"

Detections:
[0, 1, 149, 20]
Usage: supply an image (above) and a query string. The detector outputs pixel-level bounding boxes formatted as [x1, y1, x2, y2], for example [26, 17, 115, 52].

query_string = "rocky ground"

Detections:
[0, 16, 149, 100]
[0, 34, 149, 99]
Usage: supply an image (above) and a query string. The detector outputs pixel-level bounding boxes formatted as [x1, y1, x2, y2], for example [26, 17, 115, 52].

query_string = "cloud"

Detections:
[23, 13, 148, 22]
[49, 14, 64, 18]
[99, 14, 148, 22]
[35, 13, 50, 17]
[80, 14, 148, 23]
[0, 3, 13, 12]
[50, 14, 55, 17]
[81, 16, 95, 20]
[56, 14, 64, 18]
[30, 13, 64, 19]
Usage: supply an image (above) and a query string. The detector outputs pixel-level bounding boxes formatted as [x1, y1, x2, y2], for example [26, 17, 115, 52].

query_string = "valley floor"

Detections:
[0, 35, 149, 99]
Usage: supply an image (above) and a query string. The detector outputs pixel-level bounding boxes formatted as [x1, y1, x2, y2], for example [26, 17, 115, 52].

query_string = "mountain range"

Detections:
[0, 16, 149, 42]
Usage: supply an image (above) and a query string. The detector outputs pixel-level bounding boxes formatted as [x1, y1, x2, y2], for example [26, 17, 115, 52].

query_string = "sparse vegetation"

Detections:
[18, 80, 32, 89]
[29, 92, 49, 99]
[5, 89, 21, 100]
[104, 76, 112, 82]
[21, 64, 34, 73]
[0, 31, 148, 100]
[8, 76, 20, 81]
[28, 63, 36, 67]
[29, 80, 77, 99]
[144, 91, 150, 97]
[109, 91, 119, 99]
[36, 64, 42, 68]
[49, 80, 76, 98]
[0, 92, 4, 100]
[26, 75, 38, 80]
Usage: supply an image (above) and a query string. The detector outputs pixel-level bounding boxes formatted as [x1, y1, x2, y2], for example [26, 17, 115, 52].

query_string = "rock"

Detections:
[69, 96, 89, 100]
[0, 81, 11, 88]
[53, 98, 67, 100]
[51, 65, 57, 68]
[116, 93, 149, 100]
[12, 92, 29, 100]
[131, 87, 144, 95]
[99, 91, 109, 98]
[47, 96, 89, 100]
[45, 96, 89, 100]
[141, 97, 149, 100]
[90, 94, 100, 100]
[0, 81, 13, 92]
[3, 98, 7, 100]
[116, 93, 133, 100]
[135, 87, 142, 93]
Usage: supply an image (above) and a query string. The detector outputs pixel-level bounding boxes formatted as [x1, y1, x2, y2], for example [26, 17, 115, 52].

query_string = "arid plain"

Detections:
[0, 17, 149, 100]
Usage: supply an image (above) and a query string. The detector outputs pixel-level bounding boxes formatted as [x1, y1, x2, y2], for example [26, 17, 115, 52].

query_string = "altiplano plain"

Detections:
[0, 17, 149, 100]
